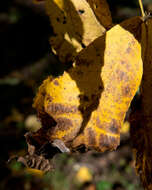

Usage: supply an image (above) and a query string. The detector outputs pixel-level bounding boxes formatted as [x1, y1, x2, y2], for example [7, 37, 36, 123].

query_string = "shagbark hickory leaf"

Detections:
[33, 17, 143, 152]
[45, 0, 105, 63]
[86, 0, 113, 29]
[130, 17, 152, 190]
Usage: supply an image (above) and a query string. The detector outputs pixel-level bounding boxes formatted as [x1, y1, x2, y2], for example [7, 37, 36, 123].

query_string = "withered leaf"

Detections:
[45, 0, 105, 63]
[17, 132, 54, 172]
[130, 17, 152, 190]
[33, 16, 143, 153]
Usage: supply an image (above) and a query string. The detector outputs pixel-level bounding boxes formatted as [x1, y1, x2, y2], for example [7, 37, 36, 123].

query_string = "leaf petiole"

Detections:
[138, 0, 145, 17]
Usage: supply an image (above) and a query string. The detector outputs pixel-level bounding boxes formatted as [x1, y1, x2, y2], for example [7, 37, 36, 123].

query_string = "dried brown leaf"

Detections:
[130, 17, 152, 190]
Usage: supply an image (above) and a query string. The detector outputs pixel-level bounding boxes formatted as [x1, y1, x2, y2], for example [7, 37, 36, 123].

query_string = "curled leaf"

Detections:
[33, 17, 143, 153]
[72, 17, 143, 151]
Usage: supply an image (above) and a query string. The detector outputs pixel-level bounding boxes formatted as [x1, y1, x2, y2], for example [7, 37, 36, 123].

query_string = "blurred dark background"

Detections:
[0, 0, 151, 189]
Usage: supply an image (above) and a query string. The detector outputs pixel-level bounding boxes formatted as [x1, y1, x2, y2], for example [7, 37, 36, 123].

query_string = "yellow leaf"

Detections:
[130, 17, 152, 190]
[45, 0, 105, 63]
[72, 17, 143, 151]
[33, 16, 143, 152]
[86, 0, 113, 29]
[75, 166, 92, 184]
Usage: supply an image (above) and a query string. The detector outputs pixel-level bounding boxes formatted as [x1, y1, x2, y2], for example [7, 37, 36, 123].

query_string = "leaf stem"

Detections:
[138, 0, 145, 17]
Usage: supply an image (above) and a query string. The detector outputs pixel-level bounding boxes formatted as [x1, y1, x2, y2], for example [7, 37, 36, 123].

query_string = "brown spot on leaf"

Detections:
[46, 95, 53, 102]
[121, 61, 125, 65]
[46, 103, 78, 114]
[99, 134, 119, 150]
[53, 80, 59, 86]
[116, 70, 128, 82]
[131, 39, 135, 45]
[86, 128, 96, 146]
[96, 116, 101, 127]
[126, 47, 131, 53]
[109, 119, 119, 134]
[41, 91, 46, 96]
[55, 117, 73, 131]
[123, 86, 131, 96]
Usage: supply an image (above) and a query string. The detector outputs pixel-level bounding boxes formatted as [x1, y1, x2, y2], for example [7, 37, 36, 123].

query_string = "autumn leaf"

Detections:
[32, 16, 143, 153]
[130, 17, 152, 190]
[22, 0, 152, 189]
[45, 0, 106, 63]
[72, 17, 143, 151]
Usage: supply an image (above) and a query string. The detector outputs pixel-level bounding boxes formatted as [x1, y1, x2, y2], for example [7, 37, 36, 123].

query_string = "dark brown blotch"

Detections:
[123, 86, 131, 96]
[46, 95, 53, 102]
[46, 103, 78, 114]
[126, 47, 131, 54]
[99, 134, 119, 150]
[86, 128, 96, 146]
[116, 70, 128, 82]
[109, 119, 119, 134]
[121, 61, 125, 65]
[96, 116, 101, 128]
[53, 80, 59, 86]
[55, 117, 73, 131]
[41, 91, 46, 97]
